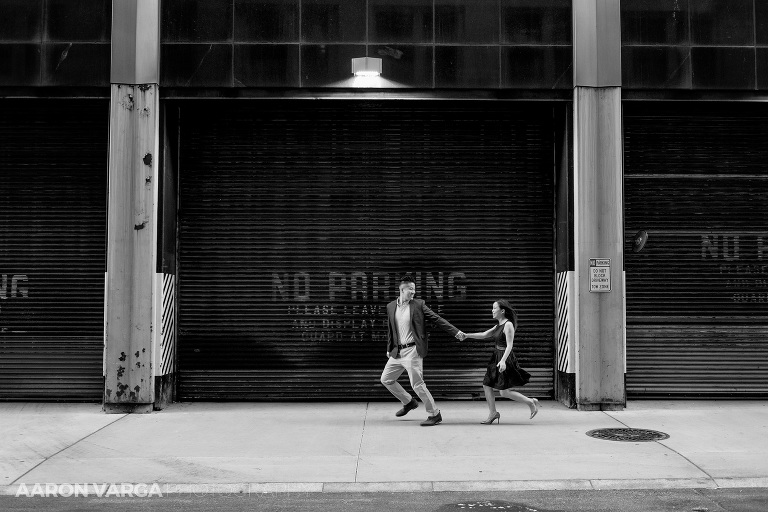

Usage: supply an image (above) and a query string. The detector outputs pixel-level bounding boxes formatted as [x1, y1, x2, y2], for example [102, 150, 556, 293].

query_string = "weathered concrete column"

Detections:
[104, 0, 161, 413]
[571, 0, 626, 410]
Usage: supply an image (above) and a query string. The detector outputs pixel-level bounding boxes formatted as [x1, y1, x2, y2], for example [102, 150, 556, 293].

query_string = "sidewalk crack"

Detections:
[602, 411, 718, 485]
[354, 402, 369, 483]
[10, 413, 130, 486]
[693, 488, 729, 511]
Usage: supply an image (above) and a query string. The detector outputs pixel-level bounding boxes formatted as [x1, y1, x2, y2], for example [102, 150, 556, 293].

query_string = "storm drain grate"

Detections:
[586, 428, 670, 442]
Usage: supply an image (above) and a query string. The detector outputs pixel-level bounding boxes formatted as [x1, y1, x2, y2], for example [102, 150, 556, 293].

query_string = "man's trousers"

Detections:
[380, 345, 438, 416]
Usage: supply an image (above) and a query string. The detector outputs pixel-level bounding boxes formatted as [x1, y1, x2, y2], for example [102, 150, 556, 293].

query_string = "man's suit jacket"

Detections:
[386, 298, 459, 358]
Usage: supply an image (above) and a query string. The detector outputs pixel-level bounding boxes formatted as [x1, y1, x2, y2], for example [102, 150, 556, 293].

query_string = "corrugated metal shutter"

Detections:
[0, 100, 108, 400]
[177, 101, 555, 400]
[624, 108, 768, 398]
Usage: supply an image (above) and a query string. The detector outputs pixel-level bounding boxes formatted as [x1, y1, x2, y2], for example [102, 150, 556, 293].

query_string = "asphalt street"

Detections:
[1, 489, 767, 512]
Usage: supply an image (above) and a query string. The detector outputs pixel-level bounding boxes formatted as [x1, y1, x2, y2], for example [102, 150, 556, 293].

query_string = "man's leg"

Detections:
[380, 357, 411, 405]
[404, 355, 438, 416]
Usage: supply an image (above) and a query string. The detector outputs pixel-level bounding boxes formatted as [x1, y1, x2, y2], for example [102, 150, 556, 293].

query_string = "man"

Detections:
[380, 275, 465, 426]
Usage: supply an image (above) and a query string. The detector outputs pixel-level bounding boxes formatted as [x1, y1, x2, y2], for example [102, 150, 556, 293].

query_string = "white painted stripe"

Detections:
[714, 477, 768, 488]
[433, 480, 592, 492]
[153, 273, 177, 376]
[590, 478, 717, 490]
[555, 271, 571, 373]
[324, 482, 433, 493]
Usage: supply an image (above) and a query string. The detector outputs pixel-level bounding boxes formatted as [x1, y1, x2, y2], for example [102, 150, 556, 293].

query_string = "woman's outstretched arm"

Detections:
[464, 326, 497, 340]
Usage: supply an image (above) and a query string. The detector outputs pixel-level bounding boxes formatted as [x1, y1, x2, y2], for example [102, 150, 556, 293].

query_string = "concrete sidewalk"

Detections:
[1, 400, 766, 494]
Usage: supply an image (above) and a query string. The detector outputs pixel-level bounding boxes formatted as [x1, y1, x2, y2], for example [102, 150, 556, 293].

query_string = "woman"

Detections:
[462, 299, 539, 424]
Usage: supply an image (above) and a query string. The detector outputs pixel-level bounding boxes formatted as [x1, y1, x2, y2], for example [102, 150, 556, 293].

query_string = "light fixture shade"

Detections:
[351, 57, 382, 77]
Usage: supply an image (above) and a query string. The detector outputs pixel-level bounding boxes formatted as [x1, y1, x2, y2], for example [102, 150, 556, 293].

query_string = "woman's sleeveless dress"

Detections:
[482, 321, 531, 390]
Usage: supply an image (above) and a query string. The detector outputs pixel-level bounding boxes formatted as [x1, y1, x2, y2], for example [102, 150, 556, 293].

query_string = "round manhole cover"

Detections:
[586, 428, 670, 442]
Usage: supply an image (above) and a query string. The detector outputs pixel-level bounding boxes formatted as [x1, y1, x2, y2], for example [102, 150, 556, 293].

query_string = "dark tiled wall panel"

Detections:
[622, 46, 691, 89]
[46, 0, 111, 41]
[301, 0, 365, 43]
[1, 0, 765, 90]
[160, 44, 233, 87]
[0, 0, 43, 41]
[435, 0, 499, 44]
[159, 0, 573, 89]
[43, 43, 110, 86]
[235, 44, 300, 87]
[301, 44, 365, 86]
[368, 0, 432, 43]
[235, 0, 299, 43]
[0, 44, 41, 86]
[621, 0, 689, 45]
[759, 49, 768, 90]
[501, 46, 572, 89]
[501, 0, 572, 44]
[0, 0, 110, 87]
[622, 0, 767, 90]
[368, 44, 433, 87]
[758, 2, 768, 46]
[691, 47, 756, 90]
[435, 46, 500, 88]
[689, 0, 753, 46]
[162, 0, 233, 42]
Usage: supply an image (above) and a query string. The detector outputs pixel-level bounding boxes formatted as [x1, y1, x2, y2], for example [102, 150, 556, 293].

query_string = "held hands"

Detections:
[455, 331, 467, 341]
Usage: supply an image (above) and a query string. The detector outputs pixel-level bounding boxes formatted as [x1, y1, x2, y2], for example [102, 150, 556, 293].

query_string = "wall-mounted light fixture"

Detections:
[631, 230, 649, 253]
[351, 57, 382, 77]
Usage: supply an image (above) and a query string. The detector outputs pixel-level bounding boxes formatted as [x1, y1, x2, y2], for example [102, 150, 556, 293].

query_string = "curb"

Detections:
[3, 478, 768, 496]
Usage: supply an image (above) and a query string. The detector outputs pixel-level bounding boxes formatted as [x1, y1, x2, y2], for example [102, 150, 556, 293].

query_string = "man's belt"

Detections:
[398, 342, 416, 349]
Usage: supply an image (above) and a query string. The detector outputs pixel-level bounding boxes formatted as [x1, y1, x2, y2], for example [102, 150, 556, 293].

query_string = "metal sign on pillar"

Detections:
[589, 258, 611, 292]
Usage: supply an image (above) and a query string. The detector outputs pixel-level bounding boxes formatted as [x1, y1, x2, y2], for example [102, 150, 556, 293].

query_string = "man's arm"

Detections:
[385, 308, 395, 356]
[421, 302, 460, 337]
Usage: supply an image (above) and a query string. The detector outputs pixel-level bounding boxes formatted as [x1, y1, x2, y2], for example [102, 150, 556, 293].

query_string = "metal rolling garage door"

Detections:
[624, 105, 768, 398]
[177, 101, 555, 400]
[0, 100, 108, 400]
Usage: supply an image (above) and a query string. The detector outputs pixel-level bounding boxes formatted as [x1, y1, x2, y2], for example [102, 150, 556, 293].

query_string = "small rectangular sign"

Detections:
[589, 258, 611, 292]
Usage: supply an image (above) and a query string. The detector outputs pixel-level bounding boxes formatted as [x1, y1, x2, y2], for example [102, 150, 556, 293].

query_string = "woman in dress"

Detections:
[462, 299, 539, 424]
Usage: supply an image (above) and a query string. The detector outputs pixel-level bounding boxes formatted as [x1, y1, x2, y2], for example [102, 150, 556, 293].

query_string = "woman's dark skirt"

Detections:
[483, 348, 531, 390]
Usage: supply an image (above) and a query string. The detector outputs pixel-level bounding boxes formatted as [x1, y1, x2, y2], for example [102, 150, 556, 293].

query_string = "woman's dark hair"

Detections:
[399, 275, 415, 285]
[496, 299, 518, 329]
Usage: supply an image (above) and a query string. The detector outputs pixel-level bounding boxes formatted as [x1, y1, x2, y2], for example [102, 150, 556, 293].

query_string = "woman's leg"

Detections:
[483, 385, 497, 416]
[499, 390, 536, 414]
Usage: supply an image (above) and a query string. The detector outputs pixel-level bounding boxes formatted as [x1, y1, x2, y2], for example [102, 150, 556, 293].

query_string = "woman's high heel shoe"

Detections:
[481, 412, 500, 424]
[529, 398, 539, 419]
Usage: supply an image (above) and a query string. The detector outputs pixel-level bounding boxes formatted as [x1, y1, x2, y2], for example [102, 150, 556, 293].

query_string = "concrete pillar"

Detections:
[104, 0, 161, 413]
[571, 0, 626, 410]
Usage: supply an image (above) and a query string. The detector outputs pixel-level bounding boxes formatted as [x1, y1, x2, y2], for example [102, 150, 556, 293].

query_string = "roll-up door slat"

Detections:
[624, 111, 768, 399]
[0, 100, 107, 401]
[178, 102, 555, 400]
